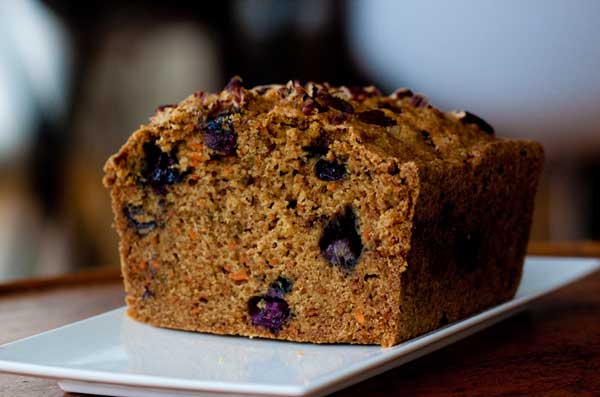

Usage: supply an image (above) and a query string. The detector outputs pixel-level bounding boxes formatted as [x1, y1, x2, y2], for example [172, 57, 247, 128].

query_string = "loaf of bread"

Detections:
[103, 77, 543, 347]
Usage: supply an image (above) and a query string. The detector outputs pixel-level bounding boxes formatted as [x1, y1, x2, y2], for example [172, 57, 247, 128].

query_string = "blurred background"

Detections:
[1, 0, 599, 281]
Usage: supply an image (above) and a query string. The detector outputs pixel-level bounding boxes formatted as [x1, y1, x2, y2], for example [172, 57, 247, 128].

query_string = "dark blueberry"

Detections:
[248, 295, 290, 333]
[459, 111, 495, 135]
[323, 239, 357, 268]
[202, 114, 237, 155]
[302, 135, 329, 158]
[419, 130, 435, 147]
[409, 94, 429, 108]
[267, 276, 293, 297]
[142, 141, 187, 194]
[319, 206, 363, 271]
[123, 205, 157, 235]
[142, 286, 154, 299]
[316, 159, 346, 181]
[357, 110, 396, 127]
[318, 94, 354, 114]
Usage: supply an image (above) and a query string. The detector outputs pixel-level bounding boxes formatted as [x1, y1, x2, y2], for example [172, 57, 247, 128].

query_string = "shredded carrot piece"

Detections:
[187, 153, 203, 168]
[184, 123, 197, 133]
[190, 307, 201, 315]
[187, 152, 203, 160]
[355, 310, 365, 325]
[229, 270, 249, 282]
[287, 325, 299, 337]
[188, 141, 204, 151]
[228, 242, 237, 250]
[363, 230, 371, 241]
[188, 229, 197, 240]
[327, 183, 337, 191]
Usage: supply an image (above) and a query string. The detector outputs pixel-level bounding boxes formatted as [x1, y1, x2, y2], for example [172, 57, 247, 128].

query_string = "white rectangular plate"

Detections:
[0, 256, 598, 397]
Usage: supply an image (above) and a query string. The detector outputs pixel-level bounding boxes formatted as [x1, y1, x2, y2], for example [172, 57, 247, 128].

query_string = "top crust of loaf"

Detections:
[104, 77, 531, 188]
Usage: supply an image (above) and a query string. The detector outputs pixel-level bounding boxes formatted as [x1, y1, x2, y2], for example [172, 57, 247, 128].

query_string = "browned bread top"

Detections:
[104, 76, 529, 190]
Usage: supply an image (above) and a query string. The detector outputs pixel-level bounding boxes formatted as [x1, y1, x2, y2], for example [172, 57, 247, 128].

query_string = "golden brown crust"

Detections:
[104, 77, 543, 346]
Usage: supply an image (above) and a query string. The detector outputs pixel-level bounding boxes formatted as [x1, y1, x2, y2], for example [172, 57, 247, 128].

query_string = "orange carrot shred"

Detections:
[355, 310, 365, 325]
[229, 270, 249, 282]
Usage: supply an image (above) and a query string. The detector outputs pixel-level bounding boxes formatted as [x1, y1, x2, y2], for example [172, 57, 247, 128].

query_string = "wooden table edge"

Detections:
[0, 266, 121, 295]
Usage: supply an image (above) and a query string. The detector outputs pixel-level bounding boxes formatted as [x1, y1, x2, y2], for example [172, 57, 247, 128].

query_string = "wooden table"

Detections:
[1, 241, 599, 397]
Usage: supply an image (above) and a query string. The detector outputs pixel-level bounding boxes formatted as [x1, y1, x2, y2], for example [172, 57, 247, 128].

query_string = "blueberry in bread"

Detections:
[103, 77, 543, 346]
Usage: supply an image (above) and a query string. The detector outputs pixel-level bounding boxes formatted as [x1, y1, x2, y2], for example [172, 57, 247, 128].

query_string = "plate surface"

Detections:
[0, 256, 598, 397]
